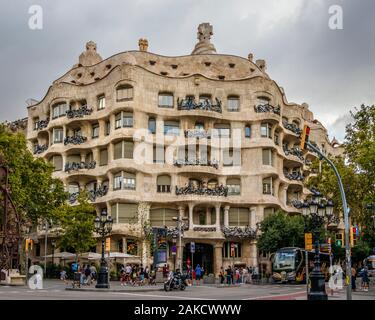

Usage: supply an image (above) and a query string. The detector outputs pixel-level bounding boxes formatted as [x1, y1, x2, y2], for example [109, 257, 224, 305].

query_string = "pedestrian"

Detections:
[192, 268, 196, 286]
[90, 264, 97, 282]
[60, 269, 67, 284]
[351, 265, 357, 292]
[225, 266, 232, 285]
[163, 264, 168, 278]
[360, 266, 370, 292]
[84, 265, 91, 285]
[120, 265, 126, 286]
[195, 264, 202, 286]
[235, 268, 240, 284]
[219, 266, 225, 284]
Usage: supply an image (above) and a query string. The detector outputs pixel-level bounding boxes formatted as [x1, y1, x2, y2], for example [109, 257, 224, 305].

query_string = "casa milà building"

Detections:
[26, 23, 343, 275]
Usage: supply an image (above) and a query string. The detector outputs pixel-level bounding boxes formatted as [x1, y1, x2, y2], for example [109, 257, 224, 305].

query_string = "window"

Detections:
[53, 128, 63, 143]
[115, 111, 133, 129]
[148, 117, 156, 134]
[113, 171, 136, 190]
[229, 208, 249, 226]
[158, 93, 174, 108]
[222, 242, 242, 258]
[262, 149, 273, 166]
[261, 123, 272, 138]
[150, 208, 177, 227]
[195, 122, 204, 130]
[73, 128, 82, 137]
[227, 96, 240, 111]
[116, 85, 133, 101]
[68, 183, 80, 194]
[274, 131, 280, 145]
[227, 178, 241, 195]
[263, 177, 274, 195]
[92, 123, 99, 138]
[99, 148, 108, 166]
[199, 95, 212, 104]
[111, 203, 138, 224]
[157, 175, 171, 193]
[51, 155, 63, 171]
[105, 121, 110, 136]
[98, 95, 105, 110]
[245, 125, 251, 138]
[114, 140, 134, 159]
[164, 120, 180, 136]
[257, 96, 270, 106]
[207, 179, 218, 189]
[33, 117, 39, 130]
[213, 123, 231, 138]
[52, 103, 68, 119]
[153, 145, 165, 163]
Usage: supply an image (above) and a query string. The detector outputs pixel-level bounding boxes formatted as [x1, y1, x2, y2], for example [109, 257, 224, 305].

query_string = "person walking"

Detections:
[60, 269, 67, 284]
[360, 266, 370, 292]
[195, 264, 202, 286]
[219, 266, 225, 285]
[225, 265, 232, 285]
[351, 265, 357, 292]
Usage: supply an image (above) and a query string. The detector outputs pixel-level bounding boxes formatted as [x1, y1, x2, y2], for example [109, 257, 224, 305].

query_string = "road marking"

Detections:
[110, 292, 215, 300]
[242, 290, 306, 300]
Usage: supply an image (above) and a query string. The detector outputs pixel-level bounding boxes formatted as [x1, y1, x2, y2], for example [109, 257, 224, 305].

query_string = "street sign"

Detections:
[190, 242, 195, 253]
[305, 233, 313, 251]
[105, 237, 111, 252]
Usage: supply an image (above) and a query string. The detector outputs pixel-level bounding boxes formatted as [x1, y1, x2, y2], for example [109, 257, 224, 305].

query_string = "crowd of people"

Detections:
[119, 264, 156, 286]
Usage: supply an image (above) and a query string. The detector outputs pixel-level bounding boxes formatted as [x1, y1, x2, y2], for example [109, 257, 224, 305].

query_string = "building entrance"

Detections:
[183, 243, 213, 274]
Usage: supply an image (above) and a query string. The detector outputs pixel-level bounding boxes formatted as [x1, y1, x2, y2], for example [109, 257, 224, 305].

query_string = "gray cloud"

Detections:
[0, 0, 374, 141]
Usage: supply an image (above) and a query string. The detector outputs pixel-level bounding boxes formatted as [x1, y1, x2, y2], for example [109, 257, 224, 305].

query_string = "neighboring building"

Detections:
[26, 23, 343, 275]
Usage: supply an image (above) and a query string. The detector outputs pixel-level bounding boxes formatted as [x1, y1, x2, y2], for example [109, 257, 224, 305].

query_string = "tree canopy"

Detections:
[0, 125, 66, 224]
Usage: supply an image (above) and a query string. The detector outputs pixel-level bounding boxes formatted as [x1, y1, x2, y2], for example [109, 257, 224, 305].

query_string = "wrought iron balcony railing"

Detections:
[193, 226, 217, 232]
[66, 105, 93, 119]
[64, 135, 87, 145]
[283, 146, 305, 161]
[88, 185, 108, 201]
[177, 97, 222, 113]
[282, 121, 302, 135]
[254, 103, 281, 115]
[284, 171, 304, 181]
[175, 184, 228, 197]
[305, 159, 312, 166]
[33, 144, 48, 154]
[64, 161, 96, 173]
[68, 192, 80, 204]
[221, 226, 257, 240]
[173, 159, 219, 169]
[35, 119, 49, 130]
[184, 129, 211, 139]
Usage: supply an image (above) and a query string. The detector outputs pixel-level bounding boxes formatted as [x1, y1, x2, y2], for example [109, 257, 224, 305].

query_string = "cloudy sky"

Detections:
[0, 0, 374, 141]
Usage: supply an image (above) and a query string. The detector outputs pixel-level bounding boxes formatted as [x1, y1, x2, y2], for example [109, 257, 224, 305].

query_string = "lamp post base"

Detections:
[95, 265, 110, 289]
[308, 272, 327, 300]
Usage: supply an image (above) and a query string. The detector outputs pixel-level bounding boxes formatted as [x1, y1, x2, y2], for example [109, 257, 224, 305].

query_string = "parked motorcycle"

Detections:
[164, 271, 187, 291]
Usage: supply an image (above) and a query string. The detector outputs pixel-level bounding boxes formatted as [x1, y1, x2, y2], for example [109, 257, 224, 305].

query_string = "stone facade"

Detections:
[26, 23, 343, 275]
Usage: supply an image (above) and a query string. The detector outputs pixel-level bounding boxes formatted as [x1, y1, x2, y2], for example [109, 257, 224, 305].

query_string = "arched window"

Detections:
[116, 84, 133, 101]
[157, 175, 171, 193]
[245, 125, 251, 138]
[227, 178, 241, 195]
[189, 178, 201, 189]
[227, 96, 240, 112]
[257, 96, 270, 106]
[207, 179, 218, 189]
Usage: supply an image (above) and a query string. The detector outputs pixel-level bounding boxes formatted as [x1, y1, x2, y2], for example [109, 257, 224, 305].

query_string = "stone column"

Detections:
[249, 240, 258, 267]
[188, 203, 194, 230]
[108, 142, 114, 162]
[214, 242, 224, 277]
[80, 151, 86, 162]
[108, 171, 114, 191]
[138, 202, 151, 267]
[206, 207, 211, 225]
[224, 205, 230, 227]
[250, 207, 257, 229]
[215, 204, 221, 229]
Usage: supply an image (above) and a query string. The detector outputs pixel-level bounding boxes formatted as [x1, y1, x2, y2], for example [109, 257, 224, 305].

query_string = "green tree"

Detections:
[55, 193, 97, 260]
[0, 125, 66, 224]
[257, 211, 306, 253]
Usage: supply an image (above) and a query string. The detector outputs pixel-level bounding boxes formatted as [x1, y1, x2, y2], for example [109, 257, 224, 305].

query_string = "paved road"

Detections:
[0, 280, 374, 300]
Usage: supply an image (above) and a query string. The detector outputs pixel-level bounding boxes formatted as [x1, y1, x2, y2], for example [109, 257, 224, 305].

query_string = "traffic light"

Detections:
[300, 125, 310, 150]
[335, 233, 343, 247]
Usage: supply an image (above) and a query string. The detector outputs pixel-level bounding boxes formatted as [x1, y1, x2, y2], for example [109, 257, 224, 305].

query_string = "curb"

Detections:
[65, 286, 164, 293]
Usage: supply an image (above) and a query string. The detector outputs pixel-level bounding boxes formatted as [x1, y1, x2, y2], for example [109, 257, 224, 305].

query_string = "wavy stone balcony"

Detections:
[35, 119, 49, 130]
[283, 146, 304, 161]
[33, 144, 48, 155]
[173, 159, 219, 169]
[64, 161, 96, 173]
[284, 171, 304, 181]
[177, 97, 222, 113]
[66, 105, 93, 119]
[175, 184, 228, 197]
[184, 129, 211, 139]
[254, 103, 281, 116]
[64, 135, 87, 145]
[282, 121, 302, 136]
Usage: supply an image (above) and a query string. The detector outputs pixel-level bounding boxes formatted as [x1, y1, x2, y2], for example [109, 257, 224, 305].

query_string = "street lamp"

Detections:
[301, 197, 339, 300]
[94, 209, 113, 289]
